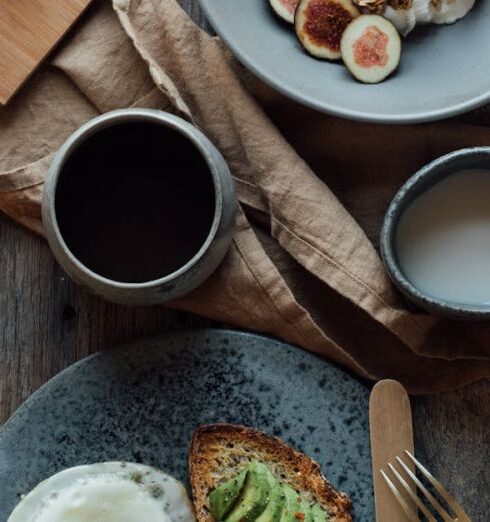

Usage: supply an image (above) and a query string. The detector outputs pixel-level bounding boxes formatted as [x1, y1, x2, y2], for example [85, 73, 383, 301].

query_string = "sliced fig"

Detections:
[341, 15, 401, 83]
[269, 0, 300, 23]
[295, 0, 360, 60]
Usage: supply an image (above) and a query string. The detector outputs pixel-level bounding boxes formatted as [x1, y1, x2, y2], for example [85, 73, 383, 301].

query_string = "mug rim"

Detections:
[44, 108, 225, 290]
[380, 146, 490, 318]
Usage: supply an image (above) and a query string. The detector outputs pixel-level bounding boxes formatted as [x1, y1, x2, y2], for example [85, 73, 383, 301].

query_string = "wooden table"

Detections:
[1, 1, 488, 520]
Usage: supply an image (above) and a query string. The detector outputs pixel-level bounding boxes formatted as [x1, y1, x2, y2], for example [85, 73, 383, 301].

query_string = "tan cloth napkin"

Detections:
[1, 0, 490, 392]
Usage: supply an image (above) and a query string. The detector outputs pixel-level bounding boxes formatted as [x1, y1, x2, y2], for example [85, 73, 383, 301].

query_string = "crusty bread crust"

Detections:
[189, 424, 352, 522]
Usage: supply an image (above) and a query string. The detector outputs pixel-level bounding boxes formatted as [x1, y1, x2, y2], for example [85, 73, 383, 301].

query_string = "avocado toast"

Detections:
[189, 424, 352, 522]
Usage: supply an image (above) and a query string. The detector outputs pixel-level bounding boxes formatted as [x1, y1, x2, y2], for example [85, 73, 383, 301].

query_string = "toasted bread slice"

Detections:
[189, 424, 352, 522]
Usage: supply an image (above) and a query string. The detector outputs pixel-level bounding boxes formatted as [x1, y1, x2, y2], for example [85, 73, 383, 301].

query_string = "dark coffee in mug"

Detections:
[55, 120, 216, 283]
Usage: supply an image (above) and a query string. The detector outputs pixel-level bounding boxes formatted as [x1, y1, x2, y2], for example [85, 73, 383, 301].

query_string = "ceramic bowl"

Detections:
[199, 0, 490, 124]
[43, 109, 236, 306]
[380, 147, 490, 319]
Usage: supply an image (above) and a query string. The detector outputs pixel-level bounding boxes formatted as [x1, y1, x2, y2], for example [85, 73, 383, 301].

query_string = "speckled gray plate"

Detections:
[0, 330, 373, 520]
[199, 0, 490, 123]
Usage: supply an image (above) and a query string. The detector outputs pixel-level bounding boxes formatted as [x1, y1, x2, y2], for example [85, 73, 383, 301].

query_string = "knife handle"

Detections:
[369, 380, 415, 522]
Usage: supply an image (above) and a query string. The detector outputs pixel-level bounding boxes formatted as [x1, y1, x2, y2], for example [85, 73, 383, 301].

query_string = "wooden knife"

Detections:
[369, 380, 415, 521]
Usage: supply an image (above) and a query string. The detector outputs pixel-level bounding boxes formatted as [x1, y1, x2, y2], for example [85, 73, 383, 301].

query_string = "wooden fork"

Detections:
[380, 450, 471, 521]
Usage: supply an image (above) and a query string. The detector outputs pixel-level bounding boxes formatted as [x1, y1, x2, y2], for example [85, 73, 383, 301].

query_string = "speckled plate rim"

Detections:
[0, 328, 370, 432]
[198, 1, 490, 124]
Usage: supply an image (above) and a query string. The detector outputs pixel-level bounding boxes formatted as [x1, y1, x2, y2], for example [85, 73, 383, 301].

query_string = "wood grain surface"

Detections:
[0, 0, 93, 105]
[0, 1, 489, 520]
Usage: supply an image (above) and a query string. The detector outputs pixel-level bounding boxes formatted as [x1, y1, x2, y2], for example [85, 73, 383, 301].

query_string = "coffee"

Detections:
[55, 120, 216, 284]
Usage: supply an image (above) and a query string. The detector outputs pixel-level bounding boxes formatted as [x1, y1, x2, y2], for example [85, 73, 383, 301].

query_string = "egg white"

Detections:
[8, 462, 196, 522]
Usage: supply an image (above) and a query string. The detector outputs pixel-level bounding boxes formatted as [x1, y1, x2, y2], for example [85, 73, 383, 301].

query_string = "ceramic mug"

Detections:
[42, 108, 236, 305]
[380, 147, 490, 319]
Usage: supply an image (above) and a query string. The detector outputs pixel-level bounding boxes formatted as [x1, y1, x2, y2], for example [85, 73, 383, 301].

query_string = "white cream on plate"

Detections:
[8, 462, 196, 522]
[396, 169, 490, 305]
[384, 0, 476, 36]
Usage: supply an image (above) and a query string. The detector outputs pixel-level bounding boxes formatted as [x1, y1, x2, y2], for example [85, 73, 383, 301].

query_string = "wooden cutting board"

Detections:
[0, 0, 93, 106]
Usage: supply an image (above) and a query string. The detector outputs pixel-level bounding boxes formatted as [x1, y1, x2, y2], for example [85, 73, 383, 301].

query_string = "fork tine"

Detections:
[396, 457, 454, 522]
[387, 463, 436, 522]
[405, 451, 471, 519]
[380, 469, 420, 521]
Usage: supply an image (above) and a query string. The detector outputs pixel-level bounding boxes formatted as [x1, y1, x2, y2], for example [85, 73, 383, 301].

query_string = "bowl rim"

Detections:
[42, 108, 225, 290]
[380, 147, 490, 318]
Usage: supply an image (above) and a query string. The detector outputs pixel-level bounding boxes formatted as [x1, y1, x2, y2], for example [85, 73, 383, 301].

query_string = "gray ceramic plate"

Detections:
[0, 330, 373, 520]
[199, 0, 490, 123]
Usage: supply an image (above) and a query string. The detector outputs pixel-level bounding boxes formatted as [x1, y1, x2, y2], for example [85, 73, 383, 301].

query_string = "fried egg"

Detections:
[7, 462, 196, 522]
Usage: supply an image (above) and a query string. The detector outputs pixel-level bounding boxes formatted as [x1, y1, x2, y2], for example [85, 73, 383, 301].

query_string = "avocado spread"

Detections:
[208, 463, 332, 522]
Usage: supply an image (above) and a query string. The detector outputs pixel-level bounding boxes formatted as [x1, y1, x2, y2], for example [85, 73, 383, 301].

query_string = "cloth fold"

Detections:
[1, 0, 490, 391]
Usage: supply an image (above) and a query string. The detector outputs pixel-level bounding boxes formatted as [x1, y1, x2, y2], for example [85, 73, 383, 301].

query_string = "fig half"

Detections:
[269, 0, 300, 23]
[341, 15, 401, 83]
[295, 0, 360, 60]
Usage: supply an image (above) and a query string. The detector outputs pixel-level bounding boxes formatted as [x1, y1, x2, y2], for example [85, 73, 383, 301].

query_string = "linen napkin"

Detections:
[1, 0, 489, 392]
